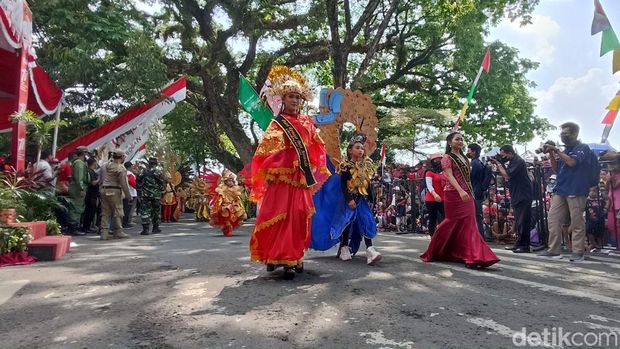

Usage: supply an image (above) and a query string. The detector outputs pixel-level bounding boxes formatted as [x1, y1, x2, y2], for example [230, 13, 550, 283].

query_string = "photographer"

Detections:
[539, 122, 593, 262]
[490, 145, 533, 253]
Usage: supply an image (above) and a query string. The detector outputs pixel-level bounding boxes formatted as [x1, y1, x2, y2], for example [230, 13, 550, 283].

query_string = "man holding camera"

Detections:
[539, 122, 593, 262]
[491, 145, 533, 253]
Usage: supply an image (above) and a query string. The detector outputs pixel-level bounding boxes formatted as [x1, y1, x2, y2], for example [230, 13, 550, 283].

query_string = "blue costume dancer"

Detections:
[311, 134, 382, 265]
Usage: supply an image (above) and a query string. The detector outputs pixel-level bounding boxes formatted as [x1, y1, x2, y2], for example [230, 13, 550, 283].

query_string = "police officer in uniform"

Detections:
[100, 150, 131, 240]
[137, 157, 165, 235]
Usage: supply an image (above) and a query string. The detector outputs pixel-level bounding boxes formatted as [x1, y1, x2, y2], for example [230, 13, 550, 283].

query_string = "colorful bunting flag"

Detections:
[614, 49, 620, 74]
[591, 0, 611, 35]
[454, 50, 490, 129]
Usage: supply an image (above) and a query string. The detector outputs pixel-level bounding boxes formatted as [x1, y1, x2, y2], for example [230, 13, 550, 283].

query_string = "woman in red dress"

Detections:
[421, 132, 499, 268]
[249, 78, 329, 279]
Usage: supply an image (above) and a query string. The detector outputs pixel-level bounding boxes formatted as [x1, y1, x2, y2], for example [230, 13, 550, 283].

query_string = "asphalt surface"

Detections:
[2, 214, 620, 349]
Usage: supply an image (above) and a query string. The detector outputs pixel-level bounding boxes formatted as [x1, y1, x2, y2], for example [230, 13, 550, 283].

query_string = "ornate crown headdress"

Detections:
[221, 169, 237, 184]
[349, 132, 368, 146]
[264, 65, 313, 101]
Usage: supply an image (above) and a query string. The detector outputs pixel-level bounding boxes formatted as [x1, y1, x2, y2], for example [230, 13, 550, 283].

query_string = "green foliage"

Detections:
[161, 102, 212, 166]
[0, 226, 31, 254]
[0, 170, 62, 222]
[46, 219, 62, 236]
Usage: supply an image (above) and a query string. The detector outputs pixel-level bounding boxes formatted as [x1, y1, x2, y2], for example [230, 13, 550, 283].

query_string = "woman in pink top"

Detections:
[424, 153, 445, 236]
[421, 132, 499, 268]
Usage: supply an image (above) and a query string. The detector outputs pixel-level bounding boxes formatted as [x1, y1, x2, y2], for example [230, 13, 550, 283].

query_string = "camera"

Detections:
[534, 140, 557, 154]
[492, 154, 506, 163]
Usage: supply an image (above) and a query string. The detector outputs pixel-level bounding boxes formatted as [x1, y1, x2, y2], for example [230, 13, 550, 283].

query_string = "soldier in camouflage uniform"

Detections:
[137, 157, 165, 235]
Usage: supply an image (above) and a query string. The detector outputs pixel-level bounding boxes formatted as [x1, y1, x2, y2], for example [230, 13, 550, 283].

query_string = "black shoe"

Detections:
[152, 225, 161, 234]
[513, 247, 531, 253]
[266, 264, 275, 272]
[140, 224, 150, 236]
[504, 246, 517, 251]
[294, 263, 304, 273]
[71, 230, 87, 236]
[282, 268, 296, 280]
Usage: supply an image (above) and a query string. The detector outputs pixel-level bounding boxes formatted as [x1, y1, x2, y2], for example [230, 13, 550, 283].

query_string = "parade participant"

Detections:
[425, 153, 445, 237]
[249, 75, 329, 279]
[209, 169, 247, 236]
[421, 132, 499, 268]
[137, 158, 165, 235]
[331, 133, 381, 264]
[67, 146, 90, 235]
[99, 150, 131, 240]
[161, 173, 177, 223]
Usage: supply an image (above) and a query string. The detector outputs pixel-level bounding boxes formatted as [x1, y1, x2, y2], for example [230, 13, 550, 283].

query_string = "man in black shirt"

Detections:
[467, 143, 486, 238]
[491, 145, 533, 253]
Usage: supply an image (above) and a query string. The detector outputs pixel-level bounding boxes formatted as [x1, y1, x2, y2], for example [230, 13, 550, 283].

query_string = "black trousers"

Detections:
[340, 225, 373, 248]
[83, 194, 99, 231]
[426, 201, 444, 236]
[513, 201, 532, 248]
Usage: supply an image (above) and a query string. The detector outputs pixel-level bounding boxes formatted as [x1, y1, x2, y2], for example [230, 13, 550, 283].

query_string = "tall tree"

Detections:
[153, 0, 547, 170]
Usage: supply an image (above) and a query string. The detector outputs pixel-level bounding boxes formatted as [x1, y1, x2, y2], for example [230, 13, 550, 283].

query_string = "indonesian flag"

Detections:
[55, 77, 186, 161]
[380, 143, 386, 166]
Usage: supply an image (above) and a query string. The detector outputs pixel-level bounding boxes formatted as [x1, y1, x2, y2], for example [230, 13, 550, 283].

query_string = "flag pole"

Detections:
[51, 97, 63, 157]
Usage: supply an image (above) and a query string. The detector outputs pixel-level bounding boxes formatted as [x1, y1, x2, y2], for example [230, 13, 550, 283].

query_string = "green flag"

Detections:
[601, 27, 620, 56]
[239, 74, 274, 131]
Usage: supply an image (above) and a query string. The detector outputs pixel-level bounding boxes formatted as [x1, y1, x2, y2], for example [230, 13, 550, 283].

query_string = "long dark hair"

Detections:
[445, 131, 465, 157]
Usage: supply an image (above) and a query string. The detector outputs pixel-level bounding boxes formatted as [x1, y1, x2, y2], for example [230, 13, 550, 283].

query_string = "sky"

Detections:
[488, 0, 620, 152]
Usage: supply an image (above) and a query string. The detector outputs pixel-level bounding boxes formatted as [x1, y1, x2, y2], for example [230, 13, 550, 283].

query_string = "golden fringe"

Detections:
[254, 212, 287, 232]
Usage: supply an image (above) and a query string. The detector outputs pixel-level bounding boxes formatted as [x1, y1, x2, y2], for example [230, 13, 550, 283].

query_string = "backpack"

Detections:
[586, 146, 601, 188]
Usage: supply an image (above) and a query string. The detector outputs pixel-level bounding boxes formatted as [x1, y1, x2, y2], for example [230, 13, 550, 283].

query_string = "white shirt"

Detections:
[33, 160, 53, 183]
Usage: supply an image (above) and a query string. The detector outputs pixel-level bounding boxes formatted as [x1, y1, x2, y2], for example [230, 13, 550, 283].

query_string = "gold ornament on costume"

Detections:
[339, 157, 376, 197]
[317, 88, 378, 165]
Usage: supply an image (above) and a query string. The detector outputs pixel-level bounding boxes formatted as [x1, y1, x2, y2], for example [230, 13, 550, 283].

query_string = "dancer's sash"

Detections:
[448, 153, 473, 193]
[274, 114, 317, 186]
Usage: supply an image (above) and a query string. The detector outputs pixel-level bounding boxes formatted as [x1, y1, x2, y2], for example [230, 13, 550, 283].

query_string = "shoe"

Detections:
[113, 232, 129, 239]
[152, 224, 161, 234]
[538, 250, 562, 259]
[339, 246, 352, 261]
[266, 264, 275, 272]
[513, 247, 530, 253]
[100, 232, 109, 241]
[569, 253, 585, 263]
[294, 263, 304, 273]
[282, 267, 296, 280]
[71, 230, 87, 236]
[140, 224, 150, 236]
[504, 246, 517, 251]
[366, 246, 382, 265]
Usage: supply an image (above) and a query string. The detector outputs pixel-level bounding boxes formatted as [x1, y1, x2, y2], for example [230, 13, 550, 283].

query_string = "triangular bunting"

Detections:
[608, 95, 620, 111]
[602, 110, 619, 125]
[601, 27, 620, 56]
[592, 0, 611, 35]
[614, 49, 620, 74]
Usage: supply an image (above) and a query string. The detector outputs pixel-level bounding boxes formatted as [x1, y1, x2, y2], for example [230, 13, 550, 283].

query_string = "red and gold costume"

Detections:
[210, 170, 247, 236]
[249, 111, 330, 266]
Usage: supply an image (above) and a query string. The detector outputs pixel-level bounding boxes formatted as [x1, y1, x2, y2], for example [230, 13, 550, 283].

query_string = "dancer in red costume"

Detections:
[210, 169, 247, 236]
[421, 132, 500, 268]
[249, 78, 329, 279]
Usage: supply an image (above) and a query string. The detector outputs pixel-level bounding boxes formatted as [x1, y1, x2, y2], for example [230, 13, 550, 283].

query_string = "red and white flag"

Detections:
[380, 143, 386, 166]
[55, 77, 186, 161]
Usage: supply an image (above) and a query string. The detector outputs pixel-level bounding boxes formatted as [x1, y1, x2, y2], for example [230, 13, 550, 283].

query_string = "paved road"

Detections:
[2, 215, 620, 349]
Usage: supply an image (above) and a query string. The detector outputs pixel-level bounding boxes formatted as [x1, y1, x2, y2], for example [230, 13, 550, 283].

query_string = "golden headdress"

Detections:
[266, 65, 313, 101]
[221, 169, 237, 184]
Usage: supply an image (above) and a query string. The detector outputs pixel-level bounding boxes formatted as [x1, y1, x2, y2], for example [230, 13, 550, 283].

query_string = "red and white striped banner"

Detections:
[55, 77, 186, 161]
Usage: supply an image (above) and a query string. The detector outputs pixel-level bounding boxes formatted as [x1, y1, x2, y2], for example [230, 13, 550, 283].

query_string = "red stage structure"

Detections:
[0, 0, 63, 170]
